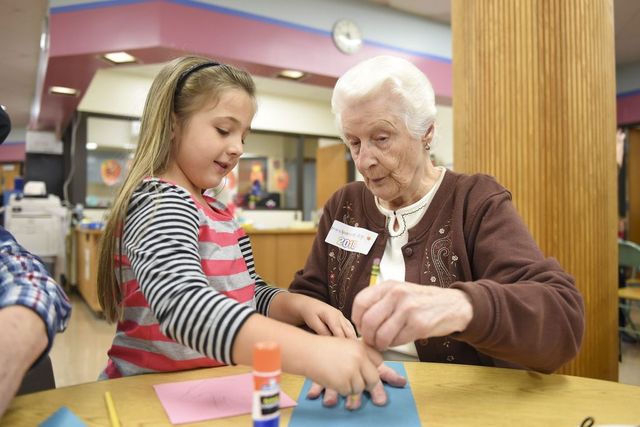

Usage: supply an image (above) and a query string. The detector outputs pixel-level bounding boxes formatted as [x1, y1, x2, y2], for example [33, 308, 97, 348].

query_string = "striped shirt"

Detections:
[101, 179, 283, 379]
[0, 226, 71, 361]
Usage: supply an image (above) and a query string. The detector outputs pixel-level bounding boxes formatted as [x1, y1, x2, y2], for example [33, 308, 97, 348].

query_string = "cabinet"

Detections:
[75, 227, 102, 314]
[0, 163, 22, 192]
[245, 228, 317, 288]
[72, 227, 317, 313]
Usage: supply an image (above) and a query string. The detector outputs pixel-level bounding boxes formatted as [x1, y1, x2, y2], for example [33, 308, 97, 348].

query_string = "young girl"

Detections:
[96, 56, 381, 396]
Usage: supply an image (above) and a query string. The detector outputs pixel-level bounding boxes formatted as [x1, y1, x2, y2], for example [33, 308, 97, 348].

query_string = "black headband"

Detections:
[173, 61, 220, 108]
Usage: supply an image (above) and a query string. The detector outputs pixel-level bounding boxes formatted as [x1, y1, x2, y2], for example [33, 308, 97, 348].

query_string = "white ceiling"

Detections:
[115, 63, 333, 102]
[1, 0, 639, 132]
[368, 0, 452, 24]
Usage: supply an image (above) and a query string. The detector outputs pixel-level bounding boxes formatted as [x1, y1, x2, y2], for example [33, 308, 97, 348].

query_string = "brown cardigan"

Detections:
[290, 170, 584, 373]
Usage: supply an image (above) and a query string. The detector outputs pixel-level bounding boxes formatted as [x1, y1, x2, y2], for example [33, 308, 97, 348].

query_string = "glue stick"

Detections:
[253, 341, 281, 427]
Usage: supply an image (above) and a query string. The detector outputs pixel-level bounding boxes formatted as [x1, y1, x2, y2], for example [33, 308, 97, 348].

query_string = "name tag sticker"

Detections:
[325, 220, 378, 254]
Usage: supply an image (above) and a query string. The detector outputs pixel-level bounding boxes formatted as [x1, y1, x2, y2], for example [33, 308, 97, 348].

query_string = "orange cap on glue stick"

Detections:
[253, 342, 281, 372]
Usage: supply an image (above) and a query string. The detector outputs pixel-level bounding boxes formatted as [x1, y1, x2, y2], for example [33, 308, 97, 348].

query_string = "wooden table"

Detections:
[3, 363, 640, 426]
[619, 286, 640, 301]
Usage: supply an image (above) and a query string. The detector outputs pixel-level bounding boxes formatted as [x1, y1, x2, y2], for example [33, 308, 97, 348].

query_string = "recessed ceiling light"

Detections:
[49, 86, 79, 96]
[277, 70, 306, 80]
[102, 51, 137, 64]
[86, 142, 98, 150]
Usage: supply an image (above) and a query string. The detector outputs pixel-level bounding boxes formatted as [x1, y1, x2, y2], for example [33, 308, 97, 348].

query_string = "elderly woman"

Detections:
[290, 55, 585, 407]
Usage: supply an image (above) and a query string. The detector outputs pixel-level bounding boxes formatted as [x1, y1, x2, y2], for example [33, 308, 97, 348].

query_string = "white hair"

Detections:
[331, 55, 437, 140]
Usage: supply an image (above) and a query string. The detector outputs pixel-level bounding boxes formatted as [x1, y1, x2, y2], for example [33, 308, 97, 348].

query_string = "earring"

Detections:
[424, 125, 434, 151]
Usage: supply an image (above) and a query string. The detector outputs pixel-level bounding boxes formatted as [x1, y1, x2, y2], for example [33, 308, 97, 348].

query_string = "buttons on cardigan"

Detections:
[404, 247, 413, 257]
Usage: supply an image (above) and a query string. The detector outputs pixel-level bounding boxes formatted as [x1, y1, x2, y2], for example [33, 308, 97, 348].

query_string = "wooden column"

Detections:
[452, 0, 618, 380]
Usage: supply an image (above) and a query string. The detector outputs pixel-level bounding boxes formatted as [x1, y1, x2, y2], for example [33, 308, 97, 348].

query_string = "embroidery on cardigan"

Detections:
[327, 201, 361, 310]
[424, 218, 458, 288]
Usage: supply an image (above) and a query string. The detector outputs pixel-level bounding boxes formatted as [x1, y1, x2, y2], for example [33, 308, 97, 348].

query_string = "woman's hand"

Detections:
[351, 280, 474, 350]
[307, 361, 406, 410]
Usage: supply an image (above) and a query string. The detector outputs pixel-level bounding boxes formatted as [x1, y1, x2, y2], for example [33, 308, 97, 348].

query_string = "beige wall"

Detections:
[78, 67, 455, 167]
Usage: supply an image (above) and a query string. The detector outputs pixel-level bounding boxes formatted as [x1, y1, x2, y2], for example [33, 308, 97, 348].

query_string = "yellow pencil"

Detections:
[104, 391, 121, 427]
[346, 258, 381, 408]
[346, 392, 360, 409]
[369, 257, 380, 286]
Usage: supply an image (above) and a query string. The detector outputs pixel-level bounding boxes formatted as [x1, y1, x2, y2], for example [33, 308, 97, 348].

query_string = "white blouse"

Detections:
[374, 167, 446, 360]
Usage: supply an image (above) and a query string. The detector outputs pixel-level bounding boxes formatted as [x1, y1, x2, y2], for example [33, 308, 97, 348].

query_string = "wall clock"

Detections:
[332, 19, 363, 54]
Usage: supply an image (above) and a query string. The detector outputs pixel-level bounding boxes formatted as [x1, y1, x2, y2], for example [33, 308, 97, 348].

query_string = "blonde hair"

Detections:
[331, 55, 437, 140]
[97, 56, 256, 322]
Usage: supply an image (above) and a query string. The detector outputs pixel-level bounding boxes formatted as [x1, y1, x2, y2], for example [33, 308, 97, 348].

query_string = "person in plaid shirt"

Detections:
[0, 106, 71, 416]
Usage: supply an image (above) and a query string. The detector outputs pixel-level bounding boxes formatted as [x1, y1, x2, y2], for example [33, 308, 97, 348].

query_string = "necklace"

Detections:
[378, 168, 445, 238]
[386, 200, 430, 238]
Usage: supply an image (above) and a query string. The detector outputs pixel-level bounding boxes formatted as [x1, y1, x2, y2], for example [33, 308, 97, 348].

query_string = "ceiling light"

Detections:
[49, 86, 79, 96]
[277, 70, 306, 80]
[102, 51, 137, 64]
[86, 142, 98, 150]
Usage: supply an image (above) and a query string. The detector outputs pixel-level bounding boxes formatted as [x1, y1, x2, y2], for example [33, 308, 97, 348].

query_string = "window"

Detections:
[85, 116, 138, 208]
[80, 114, 340, 220]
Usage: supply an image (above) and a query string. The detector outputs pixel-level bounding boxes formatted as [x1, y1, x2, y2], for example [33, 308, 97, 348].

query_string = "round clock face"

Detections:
[332, 19, 363, 54]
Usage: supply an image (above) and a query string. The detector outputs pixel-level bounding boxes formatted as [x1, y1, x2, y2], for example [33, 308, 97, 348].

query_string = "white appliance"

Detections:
[4, 183, 68, 281]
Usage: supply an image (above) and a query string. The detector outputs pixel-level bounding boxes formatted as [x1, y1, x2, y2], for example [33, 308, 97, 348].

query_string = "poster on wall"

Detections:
[100, 159, 122, 185]
[238, 157, 268, 194]
[86, 150, 131, 207]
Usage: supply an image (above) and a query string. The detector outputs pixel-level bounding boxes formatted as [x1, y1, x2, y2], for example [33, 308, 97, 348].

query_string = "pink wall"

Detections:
[0, 142, 26, 163]
[617, 91, 640, 126]
[40, 0, 452, 132]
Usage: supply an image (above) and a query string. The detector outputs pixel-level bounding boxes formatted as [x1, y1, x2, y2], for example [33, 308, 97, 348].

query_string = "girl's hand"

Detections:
[303, 337, 382, 397]
[298, 297, 356, 339]
[270, 293, 356, 338]
[307, 361, 406, 410]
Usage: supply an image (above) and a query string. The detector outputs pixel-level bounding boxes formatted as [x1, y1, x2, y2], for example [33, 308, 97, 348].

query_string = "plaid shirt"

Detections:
[0, 226, 71, 355]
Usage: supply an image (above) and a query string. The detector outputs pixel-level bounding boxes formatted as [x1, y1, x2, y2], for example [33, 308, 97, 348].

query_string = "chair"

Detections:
[618, 239, 640, 342]
[16, 355, 56, 395]
[620, 239, 640, 284]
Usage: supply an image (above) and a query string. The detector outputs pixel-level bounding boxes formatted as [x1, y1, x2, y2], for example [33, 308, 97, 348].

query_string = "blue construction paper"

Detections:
[288, 361, 421, 427]
[39, 407, 87, 427]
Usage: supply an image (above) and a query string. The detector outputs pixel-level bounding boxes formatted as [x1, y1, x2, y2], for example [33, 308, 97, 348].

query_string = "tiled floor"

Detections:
[49, 292, 640, 388]
[620, 297, 640, 386]
[49, 292, 114, 387]
[620, 340, 640, 386]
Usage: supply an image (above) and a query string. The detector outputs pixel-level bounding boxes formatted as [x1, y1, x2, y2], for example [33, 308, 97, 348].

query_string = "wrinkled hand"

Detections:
[352, 280, 473, 350]
[306, 362, 406, 410]
[299, 296, 357, 339]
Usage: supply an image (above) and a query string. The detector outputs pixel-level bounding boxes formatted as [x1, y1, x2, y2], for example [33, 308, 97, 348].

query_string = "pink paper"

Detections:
[153, 373, 297, 424]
